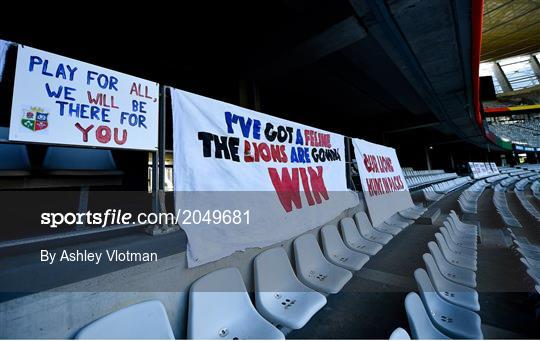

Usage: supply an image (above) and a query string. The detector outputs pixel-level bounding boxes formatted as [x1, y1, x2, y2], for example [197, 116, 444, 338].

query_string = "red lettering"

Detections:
[268, 168, 302, 213]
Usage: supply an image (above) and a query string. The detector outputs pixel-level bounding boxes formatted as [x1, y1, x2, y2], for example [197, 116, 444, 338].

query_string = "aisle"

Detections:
[289, 190, 464, 339]
[475, 189, 538, 338]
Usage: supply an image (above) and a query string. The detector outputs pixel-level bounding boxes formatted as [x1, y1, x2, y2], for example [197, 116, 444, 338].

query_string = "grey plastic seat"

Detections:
[514, 240, 540, 253]
[75, 300, 174, 339]
[254, 247, 327, 329]
[435, 233, 477, 271]
[448, 211, 478, 235]
[442, 221, 477, 249]
[404, 293, 450, 339]
[188, 267, 284, 339]
[354, 211, 393, 245]
[428, 242, 476, 288]
[389, 327, 411, 340]
[339, 217, 382, 256]
[517, 247, 540, 261]
[536, 285, 540, 294]
[527, 269, 540, 285]
[444, 218, 477, 239]
[384, 213, 414, 229]
[414, 269, 483, 339]
[399, 205, 426, 220]
[439, 227, 477, 258]
[374, 221, 402, 236]
[320, 225, 369, 271]
[520, 257, 540, 269]
[294, 234, 352, 294]
[423, 254, 480, 312]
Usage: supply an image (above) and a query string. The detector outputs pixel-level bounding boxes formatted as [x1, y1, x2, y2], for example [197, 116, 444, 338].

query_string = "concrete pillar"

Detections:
[530, 55, 540, 83]
[492, 62, 512, 92]
[425, 147, 432, 170]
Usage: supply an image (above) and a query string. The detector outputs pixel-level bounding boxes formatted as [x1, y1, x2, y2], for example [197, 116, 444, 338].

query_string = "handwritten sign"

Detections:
[352, 138, 413, 227]
[171, 89, 359, 267]
[9, 45, 158, 150]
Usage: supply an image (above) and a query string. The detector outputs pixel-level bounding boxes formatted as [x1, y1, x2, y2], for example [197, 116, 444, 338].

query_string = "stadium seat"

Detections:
[536, 285, 540, 294]
[293, 234, 352, 294]
[374, 222, 402, 236]
[423, 254, 480, 312]
[383, 213, 414, 229]
[520, 257, 540, 269]
[448, 211, 478, 235]
[404, 293, 450, 339]
[0, 128, 31, 176]
[389, 327, 411, 340]
[254, 247, 327, 329]
[399, 205, 426, 220]
[353, 212, 393, 245]
[188, 267, 284, 339]
[439, 227, 477, 258]
[517, 247, 540, 261]
[75, 300, 174, 339]
[514, 240, 540, 253]
[42, 146, 121, 174]
[435, 234, 477, 271]
[442, 221, 477, 250]
[320, 225, 369, 271]
[339, 217, 383, 256]
[428, 242, 477, 288]
[414, 269, 483, 339]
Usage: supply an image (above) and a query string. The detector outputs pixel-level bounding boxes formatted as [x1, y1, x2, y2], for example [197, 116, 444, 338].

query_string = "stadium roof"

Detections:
[481, 0, 540, 62]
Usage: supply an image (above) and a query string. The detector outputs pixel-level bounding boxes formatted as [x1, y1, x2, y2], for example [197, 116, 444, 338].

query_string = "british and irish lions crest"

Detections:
[21, 107, 49, 131]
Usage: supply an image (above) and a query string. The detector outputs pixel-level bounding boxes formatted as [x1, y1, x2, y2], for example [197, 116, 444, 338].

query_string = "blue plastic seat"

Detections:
[42, 146, 120, 174]
[0, 128, 31, 175]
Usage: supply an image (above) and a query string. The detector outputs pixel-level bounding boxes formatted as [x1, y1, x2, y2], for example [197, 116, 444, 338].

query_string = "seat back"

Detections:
[188, 267, 263, 339]
[354, 211, 373, 235]
[254, 247, 303, 293]
[294, 234, 329, 273]
[340, 217, 362, 246]
[321, 225, 347, 254]
[423, 253, 467, 294]
[404, 293, 449, 339]
[0, 128, 31, 172]
[75, 300, 174, 339]
[389, 327, 411, 340]
[42, 146, 117, 170]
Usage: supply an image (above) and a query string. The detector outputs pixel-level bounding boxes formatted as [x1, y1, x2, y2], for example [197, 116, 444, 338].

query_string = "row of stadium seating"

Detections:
[507, 228, 540, 294]
[405, 172, 458, 189]
[422, 176, 471, 202]
[493, 177, 522, 228]
[488, 118, 540, 147]
[74, 208, 426, 339]
[532, 180, 540, 201]
[514, 175, 540, 222]
[402, 168, 445, 177]
[393, 211, 481, 339]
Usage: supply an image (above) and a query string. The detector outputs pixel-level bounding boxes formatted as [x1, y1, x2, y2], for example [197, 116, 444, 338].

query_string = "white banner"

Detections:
[9, 45, 159, 150]
[469, 162, 498, 179]
[352, 138, 413, 227]
[171, 89, 359, 267]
